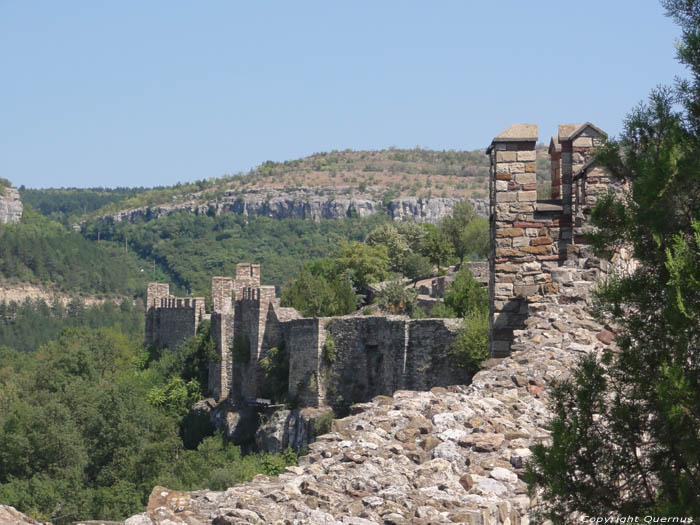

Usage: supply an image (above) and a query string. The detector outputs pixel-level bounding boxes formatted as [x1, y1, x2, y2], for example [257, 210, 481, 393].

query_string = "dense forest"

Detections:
[0, 322, 297, 523]
[0, 208, 164, 296]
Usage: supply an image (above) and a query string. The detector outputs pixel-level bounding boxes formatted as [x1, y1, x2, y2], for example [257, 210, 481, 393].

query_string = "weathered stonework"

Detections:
[124, 123, 632, 525]
[487, 122, 615, 357]
[147, 264, 466, 411]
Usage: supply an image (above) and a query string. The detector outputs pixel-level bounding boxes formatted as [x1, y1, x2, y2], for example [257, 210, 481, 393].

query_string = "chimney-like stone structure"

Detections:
[145, 282, 170, 344]
[487, 125, 539, 357]
[212, 276, 234, 313]
[487, 122, 610, 357]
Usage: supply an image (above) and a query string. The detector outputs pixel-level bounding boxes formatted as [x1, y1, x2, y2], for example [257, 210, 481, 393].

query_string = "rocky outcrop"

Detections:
[255, 407, 335, 454]
[123, 261, 613, 525]
[0, 281, 125, 307]
[0, 187, 23, 224]
[87, 188, 487, 226]
[0, 504, 45, 524]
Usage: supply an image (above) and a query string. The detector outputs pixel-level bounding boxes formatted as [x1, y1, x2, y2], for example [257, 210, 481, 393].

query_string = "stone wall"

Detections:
[209, 311, 234, 401]
[487, 122, 614, 357]
[152, 297, 206, 350]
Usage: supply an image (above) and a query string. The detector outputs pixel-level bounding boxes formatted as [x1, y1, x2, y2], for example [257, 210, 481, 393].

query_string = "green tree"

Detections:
[527, 1, 700, 518]
[402, 253, 433, 282]
[365, 223, 410, 272]
[440, 201, 480, 263]
[420, 225, 453, 270]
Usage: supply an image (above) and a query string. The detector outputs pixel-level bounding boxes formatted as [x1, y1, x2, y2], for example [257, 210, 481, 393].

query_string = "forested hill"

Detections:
[19, 146, 551, 226]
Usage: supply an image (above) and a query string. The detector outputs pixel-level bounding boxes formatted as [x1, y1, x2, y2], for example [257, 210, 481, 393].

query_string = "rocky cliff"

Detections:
[122, 260, 613, 525]
[0, 187, 23, 224]
[90, 188, 488, 226]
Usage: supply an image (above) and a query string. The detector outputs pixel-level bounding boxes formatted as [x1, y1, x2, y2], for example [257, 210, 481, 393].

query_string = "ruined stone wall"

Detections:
[488, 122, 615, 358]
[286, 318, 323, 407]
[323, 317, 407, 406]
[209, 312, 234, 400]
[154, 297, 206, 350]
[404, 318, 464, 390]
[211, 276, 233, 313]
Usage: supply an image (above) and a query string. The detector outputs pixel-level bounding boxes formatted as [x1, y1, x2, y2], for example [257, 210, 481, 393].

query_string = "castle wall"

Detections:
[209, 312, 235, 400]
[321, 317, 407, 407]
[154, 297, 206, 350]
[404, 318, 464, 390]
[145, 282, 169, 344]
[286, 318, 323, 407]
[212, 277, 233, 313]
[487, 122, 616, 357]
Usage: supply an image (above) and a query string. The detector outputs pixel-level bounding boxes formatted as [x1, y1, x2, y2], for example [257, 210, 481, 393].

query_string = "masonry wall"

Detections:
[286, 318, 322, 407]
[487, 126, 564, 357]
[156, 297, 206, 350]
[209, 312, 235, 401]
[404, 318, 464, 390]
[487, 122, 615, 358]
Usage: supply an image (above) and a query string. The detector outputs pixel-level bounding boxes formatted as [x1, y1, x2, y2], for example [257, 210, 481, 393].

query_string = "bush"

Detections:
[450, 310, 488, 372]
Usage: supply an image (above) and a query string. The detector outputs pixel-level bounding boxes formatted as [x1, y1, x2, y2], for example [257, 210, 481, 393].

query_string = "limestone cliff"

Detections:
[0, 186, 23, 224]
[89, 188, 487, 226]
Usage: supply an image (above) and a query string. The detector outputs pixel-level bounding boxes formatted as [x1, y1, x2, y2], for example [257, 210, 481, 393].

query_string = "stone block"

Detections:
[496, 227, 525, 237]
[530, 236, 553, 246]
[517, 191, 537, 202]
[540, 282, 559, 295]
[496, 192, 516, 202]
[514, 285, 538, 298]
[495, 273, 516, 282]
[495, 173, 512, 181]
[494, 283, 513, 296]
[514, 173, 536, 185]
[524, 162, 537, 173]
[512, 237, 530, 247]
[495, 263, 519, 273]
[496, 238, 512, 248]
[495, 151, 517, 162]
[516, 150, 536, 161]
[572, 137, 593, 148]
[509, 162, 525, 174]
[521, 245, 551, 254]
[495, 180, 508, 191]
[495, 248, 524, 257]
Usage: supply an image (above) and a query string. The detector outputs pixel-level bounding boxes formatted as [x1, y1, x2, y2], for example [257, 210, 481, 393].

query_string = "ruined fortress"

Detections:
[127, 122, 631, 524]
[145, 121, 624, 413]
[146, 264, 465, 409]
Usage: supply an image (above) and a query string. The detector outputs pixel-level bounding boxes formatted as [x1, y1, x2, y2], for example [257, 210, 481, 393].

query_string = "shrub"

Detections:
[450, 310, 488, 372]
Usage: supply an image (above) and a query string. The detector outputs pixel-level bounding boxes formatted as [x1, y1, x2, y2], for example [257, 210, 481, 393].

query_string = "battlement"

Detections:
[487, 122, 617, 357]
[241, 285, 276, 302]
[234, 263, 261, 300]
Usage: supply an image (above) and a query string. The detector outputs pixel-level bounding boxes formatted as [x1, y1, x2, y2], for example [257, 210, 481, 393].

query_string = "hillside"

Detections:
[34, 147, 550, 226]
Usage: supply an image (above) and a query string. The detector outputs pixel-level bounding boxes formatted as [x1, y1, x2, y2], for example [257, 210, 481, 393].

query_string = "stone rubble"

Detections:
[124, 262, 612, 525]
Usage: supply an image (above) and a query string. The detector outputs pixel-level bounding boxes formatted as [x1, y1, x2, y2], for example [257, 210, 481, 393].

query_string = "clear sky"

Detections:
[1, 1, 685, 189]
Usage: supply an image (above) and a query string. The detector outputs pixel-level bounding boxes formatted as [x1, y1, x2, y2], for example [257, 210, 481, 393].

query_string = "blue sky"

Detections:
[1, 1, 685, 189]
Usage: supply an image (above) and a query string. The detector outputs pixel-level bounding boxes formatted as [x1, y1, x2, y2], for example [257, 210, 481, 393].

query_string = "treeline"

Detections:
[19, 187, 149, 226]
[81, 212, 389, 295]
[0, 323, 297, 524]
[0, 299, 144, 353]
[0, 208, 164, 296]
[281, 201, 488, 317]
